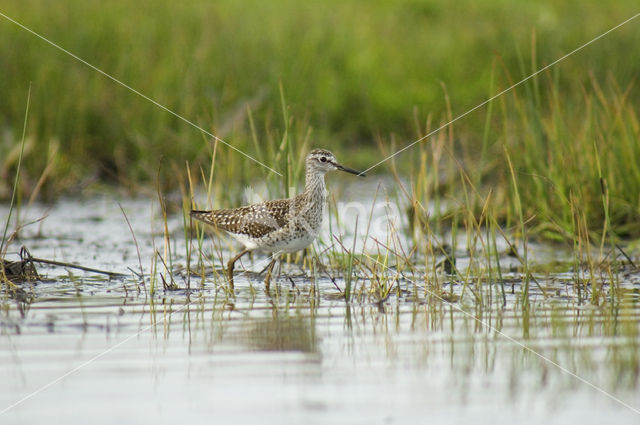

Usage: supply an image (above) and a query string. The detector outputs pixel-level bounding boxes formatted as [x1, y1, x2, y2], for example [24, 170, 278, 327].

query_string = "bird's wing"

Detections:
[190, 199, 291, 238]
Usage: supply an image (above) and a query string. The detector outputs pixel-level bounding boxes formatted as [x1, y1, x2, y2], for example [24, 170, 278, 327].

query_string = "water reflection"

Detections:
[244, 315, 317, 353]
[1, 197, 640, 423]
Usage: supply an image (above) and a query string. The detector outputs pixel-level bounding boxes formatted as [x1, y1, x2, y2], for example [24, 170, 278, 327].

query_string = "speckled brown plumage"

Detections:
[190, 149, 365, 289]
[191, 192, 323, 240]
[190, 199, 291, 239]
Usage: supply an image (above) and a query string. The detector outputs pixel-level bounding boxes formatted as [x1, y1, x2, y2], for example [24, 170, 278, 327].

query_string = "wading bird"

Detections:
[190, 149, 365, 289]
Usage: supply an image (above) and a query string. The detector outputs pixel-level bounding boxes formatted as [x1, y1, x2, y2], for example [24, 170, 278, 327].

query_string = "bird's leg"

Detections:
[227, 248, 250, 289]
[264, 256, 278, 291]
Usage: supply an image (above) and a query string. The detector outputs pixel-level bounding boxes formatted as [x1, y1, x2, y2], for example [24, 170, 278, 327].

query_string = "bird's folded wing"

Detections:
[191, 199, 292, 238]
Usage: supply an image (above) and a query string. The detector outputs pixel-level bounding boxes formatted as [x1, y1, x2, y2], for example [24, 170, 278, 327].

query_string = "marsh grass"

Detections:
[1, 87, 32, 289]
[2, 2, 638, 360]
[2, 1, 639, 224]
[515, 76, 639, 239]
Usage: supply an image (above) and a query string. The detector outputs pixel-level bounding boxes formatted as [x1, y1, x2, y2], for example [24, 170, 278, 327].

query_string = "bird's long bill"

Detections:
[336, 163, 366, 177]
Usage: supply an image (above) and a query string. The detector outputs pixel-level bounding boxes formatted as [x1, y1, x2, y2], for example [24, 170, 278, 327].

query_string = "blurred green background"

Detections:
[0, 0, 639, 236]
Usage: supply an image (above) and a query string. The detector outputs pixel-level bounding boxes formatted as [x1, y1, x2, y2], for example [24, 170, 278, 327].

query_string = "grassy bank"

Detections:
[0, 0, 639, 239]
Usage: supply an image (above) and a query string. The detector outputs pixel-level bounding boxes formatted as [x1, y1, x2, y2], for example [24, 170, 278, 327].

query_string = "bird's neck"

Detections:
[303, 169, 327, 201]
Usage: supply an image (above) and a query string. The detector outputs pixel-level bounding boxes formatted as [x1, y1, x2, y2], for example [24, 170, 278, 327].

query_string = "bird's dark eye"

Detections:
[319, 156, 327, 163]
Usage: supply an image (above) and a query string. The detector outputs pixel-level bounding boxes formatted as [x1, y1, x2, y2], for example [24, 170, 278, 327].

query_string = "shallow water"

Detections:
[1, 193, 640, 424]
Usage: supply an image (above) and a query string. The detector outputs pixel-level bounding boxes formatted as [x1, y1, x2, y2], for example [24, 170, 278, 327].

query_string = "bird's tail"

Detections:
[189, 210, 216, 226]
